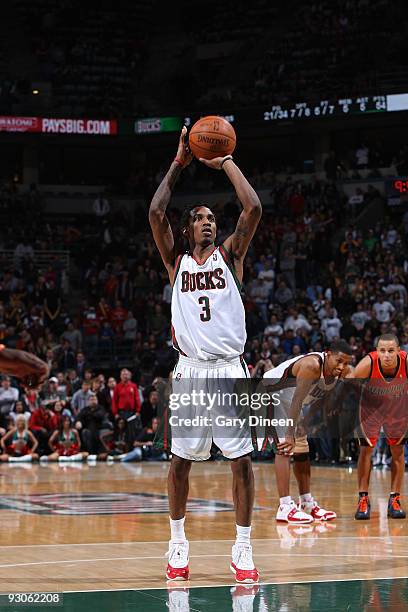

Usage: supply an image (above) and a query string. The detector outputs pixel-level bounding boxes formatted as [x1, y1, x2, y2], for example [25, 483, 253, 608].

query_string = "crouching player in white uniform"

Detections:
[149, 127, 262, 583]
[262, 341, 353, 524]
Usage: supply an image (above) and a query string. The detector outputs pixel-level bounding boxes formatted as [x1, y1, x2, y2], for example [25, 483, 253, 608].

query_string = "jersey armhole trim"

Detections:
[219, 244, 242, 292]
[172, 254, 183, 285]
[368, 354, 374, 378]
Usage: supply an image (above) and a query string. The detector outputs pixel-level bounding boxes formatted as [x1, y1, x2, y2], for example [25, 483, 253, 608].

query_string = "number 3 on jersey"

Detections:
[198, 296, 211, 321]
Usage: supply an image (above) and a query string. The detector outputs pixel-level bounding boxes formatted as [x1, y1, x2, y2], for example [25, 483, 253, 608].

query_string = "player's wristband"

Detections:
[220, 155, 233, 168]
[174, 157, 184, 167]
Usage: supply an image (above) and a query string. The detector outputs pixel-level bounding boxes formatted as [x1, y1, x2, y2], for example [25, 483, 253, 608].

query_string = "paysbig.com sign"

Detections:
[0, 116, 117, 135]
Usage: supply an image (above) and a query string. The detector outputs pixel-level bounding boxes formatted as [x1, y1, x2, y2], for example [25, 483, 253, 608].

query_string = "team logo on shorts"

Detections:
[176, 372, 182, 380]
[213, 253, 217, 261]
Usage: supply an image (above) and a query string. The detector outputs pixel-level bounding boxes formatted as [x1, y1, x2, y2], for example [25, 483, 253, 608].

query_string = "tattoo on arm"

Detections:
[150, 163, 183, 215]
[235, 217, 249, 237]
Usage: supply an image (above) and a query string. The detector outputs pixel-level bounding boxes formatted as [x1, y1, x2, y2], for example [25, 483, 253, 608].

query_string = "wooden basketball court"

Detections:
[0, 460, 407, 610]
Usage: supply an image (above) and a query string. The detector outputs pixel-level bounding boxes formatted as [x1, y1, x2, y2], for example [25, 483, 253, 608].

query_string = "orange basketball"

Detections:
[188, 115, 236, 160]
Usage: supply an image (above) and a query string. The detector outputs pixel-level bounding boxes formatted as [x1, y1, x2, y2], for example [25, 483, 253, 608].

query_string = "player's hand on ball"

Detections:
[199, 155, 233, 170]
[176, 126, 193, 168]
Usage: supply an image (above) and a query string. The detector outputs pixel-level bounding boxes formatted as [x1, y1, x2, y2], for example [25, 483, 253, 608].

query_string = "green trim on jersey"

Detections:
[219, 244, 242, 292]
[173, 253, 184, 284]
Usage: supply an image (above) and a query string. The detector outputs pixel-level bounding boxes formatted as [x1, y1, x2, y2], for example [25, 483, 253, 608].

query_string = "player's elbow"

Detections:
[148, 207, 162, 225]
[248, 196, 262, 219]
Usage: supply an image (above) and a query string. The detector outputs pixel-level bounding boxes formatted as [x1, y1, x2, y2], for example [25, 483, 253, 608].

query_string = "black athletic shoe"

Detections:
[387, 494, 406, 519]
[355, 494, 371, 520]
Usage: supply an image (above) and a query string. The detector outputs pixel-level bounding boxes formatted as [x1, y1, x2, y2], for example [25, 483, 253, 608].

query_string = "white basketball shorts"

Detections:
[170, 354, 254, 461]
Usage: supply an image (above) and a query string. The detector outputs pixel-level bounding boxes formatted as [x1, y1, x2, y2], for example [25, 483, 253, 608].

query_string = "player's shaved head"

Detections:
[376, 333, 399, 347]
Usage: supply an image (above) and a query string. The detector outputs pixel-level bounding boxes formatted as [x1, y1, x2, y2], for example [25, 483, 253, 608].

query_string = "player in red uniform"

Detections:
[354, 334, 407, 519]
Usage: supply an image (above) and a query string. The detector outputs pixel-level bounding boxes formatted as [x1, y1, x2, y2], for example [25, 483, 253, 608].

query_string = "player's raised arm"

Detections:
[0, 347, 49, 389]
[148, 127, 193, 282]
[199, 156, 262, 267]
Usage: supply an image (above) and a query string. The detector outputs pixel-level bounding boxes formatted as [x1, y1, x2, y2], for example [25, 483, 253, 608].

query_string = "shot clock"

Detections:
[385, 178, 408, 206]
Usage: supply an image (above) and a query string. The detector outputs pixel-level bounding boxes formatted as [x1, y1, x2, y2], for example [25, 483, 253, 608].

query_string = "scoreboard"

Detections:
[263, 93, 408, 122]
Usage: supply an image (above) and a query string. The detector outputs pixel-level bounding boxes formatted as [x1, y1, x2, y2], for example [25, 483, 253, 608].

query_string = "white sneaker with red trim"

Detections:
[300, 498, 336, 521]
[276, 500, 314, 524]
[230, 543, 259, 583]
[165, 541, 190, 581]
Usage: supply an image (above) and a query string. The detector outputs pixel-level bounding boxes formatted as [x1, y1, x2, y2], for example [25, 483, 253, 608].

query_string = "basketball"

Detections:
[188, 115, 236, 160]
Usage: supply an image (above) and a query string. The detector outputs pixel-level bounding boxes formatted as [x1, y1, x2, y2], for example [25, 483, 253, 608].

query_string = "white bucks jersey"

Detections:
[171, 246, 246, 360]
[264, 352, 338, 407]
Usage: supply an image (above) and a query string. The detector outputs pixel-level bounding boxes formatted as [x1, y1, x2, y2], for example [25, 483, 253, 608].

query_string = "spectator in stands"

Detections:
[140, 386, 159, 428]
[99, 417, 131, 460]
[264, 313, 283, 348]
[112, 368, 141, 421]
[118, 417, 165, 462]
[57, 339, 76, 371]
[351, 303, 372, 333]
[41, 377, 61, 408]
[372, 293, 396, 324]
[9, 400, 31, 425]
[321, 307, 343, 342]
[99, 376, 116, 415]
[274, 280, 294, 307]
[123, 311, 137, 343]
[30, 404, 59, 454]
[71, 381, 93, 416]
[75, 351, 88, 379]
[75, 394, 111, 455]
[0, 376, 19, 427]
[61, 322, 82, 353]
[110, 300, 127, 335]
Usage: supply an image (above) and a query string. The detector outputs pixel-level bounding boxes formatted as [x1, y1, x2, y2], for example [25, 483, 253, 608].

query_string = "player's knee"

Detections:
[170, 455, 192, 477]
[293, 452, 309, 463]
[231, 454, 253, 480]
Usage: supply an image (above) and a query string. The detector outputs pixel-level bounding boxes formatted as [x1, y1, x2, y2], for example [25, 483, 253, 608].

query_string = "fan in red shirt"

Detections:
[111, 368, 141, 420]
[110, 300, 127, 335]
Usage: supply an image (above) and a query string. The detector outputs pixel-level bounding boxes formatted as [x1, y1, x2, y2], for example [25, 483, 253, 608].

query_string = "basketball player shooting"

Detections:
[149, 127, 262, 583]
[354, 334, 407, 520]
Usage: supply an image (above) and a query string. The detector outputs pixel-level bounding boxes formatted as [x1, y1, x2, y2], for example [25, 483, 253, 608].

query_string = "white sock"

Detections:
[9, 455, 32, 463]
[87, 455, 97, 461]
[71, 453, 83, 462]
[280, 496, 292, 506]
[58, 456, 69, 462]
[300, 493, 313, 503]
[236, 524, 251, 545]
[170, 517, 186, 543]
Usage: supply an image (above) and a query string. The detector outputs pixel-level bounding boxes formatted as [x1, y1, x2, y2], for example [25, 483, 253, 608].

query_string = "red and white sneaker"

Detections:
[165, 541, 190, 581]
[230, 543, 259, 583]
[300, 498, 336, 521]
[276, 500, 314, 524]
